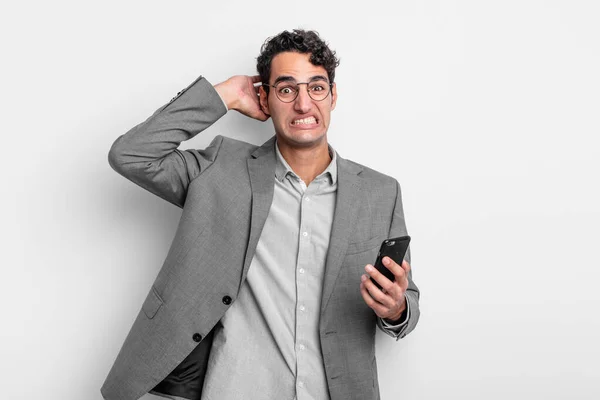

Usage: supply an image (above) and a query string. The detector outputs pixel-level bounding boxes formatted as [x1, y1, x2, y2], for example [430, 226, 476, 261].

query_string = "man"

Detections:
[102, 29, 420, 400]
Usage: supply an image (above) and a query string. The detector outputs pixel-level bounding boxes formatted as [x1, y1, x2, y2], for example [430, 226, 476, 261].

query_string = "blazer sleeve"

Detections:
[382, 179, 421, 341]
[107, 75, 228, 208]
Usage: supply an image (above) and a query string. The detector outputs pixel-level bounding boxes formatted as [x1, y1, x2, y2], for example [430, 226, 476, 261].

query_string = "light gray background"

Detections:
[1, 0, 599, 399]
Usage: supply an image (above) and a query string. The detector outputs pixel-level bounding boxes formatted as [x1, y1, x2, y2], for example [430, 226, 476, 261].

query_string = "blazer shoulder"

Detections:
[212, 135, 262, 159]
[344, 158, 399, 186]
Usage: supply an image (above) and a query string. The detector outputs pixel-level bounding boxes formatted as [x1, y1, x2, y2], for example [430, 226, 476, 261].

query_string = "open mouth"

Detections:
[292, 116, 318, 126]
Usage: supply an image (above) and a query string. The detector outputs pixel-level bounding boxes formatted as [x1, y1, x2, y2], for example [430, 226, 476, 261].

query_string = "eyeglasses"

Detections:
[262, 80, 333, 103]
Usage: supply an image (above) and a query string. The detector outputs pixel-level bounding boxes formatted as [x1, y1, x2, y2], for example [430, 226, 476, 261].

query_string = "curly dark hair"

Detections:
[257, 29, 340, 93]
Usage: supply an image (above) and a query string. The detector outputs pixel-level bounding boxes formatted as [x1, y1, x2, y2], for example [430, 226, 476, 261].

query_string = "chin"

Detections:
[280, 131, 327, 148]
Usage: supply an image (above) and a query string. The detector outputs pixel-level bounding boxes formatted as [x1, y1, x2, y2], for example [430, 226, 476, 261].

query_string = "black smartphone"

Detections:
[370, 236, 411, 290]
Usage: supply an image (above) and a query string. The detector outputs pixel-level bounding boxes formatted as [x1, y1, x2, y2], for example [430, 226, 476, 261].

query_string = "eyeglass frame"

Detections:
[262, 79, 334, 103]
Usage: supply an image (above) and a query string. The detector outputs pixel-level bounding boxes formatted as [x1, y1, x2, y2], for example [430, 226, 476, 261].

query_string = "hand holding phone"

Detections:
[370, 236, 411, 290]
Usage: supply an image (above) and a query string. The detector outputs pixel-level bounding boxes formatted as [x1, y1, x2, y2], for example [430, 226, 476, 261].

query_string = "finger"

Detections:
[256, 112, 270, 121]
[252, 96, 269, 121]
[381, 257, 406, 281]
[401, 260, 411, 274]
[250, 75, 262, 83]
[249, 109, 269, 121]
[365, 264, 395, 294]
[399, 260, 411, 290]
[360, 280, 388, 316]
[361, 274, 395, 309]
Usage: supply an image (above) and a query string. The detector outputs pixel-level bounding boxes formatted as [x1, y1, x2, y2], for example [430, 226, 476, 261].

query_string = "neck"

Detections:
[277, 137, 332, 185]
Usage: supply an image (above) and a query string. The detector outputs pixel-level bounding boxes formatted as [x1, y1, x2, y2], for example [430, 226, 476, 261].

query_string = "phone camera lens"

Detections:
[386, 240, 395, 246]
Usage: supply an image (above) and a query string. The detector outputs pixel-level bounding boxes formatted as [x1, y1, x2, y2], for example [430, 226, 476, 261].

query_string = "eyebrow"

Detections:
[272, 75, 330, 85]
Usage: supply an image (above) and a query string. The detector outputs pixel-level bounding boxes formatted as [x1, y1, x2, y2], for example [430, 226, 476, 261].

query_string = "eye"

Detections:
[279, 86, 296, 95]
[309, 82, 328, 92]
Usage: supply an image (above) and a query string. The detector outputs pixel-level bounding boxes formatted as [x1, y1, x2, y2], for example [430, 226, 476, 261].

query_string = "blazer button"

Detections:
[192, 333, 202, 342]
[222, 295, 232, 305]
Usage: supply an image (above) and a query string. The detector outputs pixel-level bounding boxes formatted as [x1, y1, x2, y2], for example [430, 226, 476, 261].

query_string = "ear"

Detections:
[330, 82, 338, 111]
[259, 86, 271, 116]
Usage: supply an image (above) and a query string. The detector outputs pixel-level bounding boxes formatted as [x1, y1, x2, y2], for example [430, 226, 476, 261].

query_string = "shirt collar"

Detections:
[274, 140, 338, 185]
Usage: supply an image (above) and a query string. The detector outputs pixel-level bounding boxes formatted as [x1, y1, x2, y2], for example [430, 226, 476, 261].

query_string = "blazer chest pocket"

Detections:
[346, 236, 381, 256]
[142, 286, 164, 319]
[344, 236, 382, 279]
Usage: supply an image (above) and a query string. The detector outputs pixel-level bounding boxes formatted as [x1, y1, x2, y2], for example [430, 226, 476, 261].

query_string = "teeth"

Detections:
[293, 117, 316, 125]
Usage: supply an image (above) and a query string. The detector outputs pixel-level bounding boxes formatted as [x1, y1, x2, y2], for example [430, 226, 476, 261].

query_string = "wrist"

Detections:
[386, 298, 407, 323]
[387, 309, 404, 323]
[214, 80, 237, 110]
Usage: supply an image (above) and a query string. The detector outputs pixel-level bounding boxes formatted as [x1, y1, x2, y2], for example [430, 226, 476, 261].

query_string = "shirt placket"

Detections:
[294, 177, 313, 398]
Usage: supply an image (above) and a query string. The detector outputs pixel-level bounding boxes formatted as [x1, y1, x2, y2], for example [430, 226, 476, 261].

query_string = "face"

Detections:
[259, 52, 337, 149]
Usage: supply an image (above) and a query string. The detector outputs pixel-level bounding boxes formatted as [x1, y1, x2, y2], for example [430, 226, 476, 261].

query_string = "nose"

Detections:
[293, 85, 312, 113]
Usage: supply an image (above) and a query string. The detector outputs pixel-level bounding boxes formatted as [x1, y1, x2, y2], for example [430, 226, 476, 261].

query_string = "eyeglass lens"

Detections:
[274, 81, 330, 102]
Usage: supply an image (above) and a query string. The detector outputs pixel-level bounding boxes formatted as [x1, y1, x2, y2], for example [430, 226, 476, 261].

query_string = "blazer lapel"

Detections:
[240, 136, 277, 286]
[320, 155, 363, 314]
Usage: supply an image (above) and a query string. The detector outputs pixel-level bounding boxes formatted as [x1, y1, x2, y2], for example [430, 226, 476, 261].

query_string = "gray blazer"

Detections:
[101, 75, 420, 400]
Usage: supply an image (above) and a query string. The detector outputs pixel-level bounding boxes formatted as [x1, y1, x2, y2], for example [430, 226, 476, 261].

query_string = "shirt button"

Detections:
[299, 344, 305, 350]
[305, 197, 310, 201]
[298, 381, 304, 388]
[302, 232, 308, 237]
[299, 305, 305, 311]
[192, 333, 202, 342]
[222, 295, 232, 305]
[299, 268, 305, 274]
